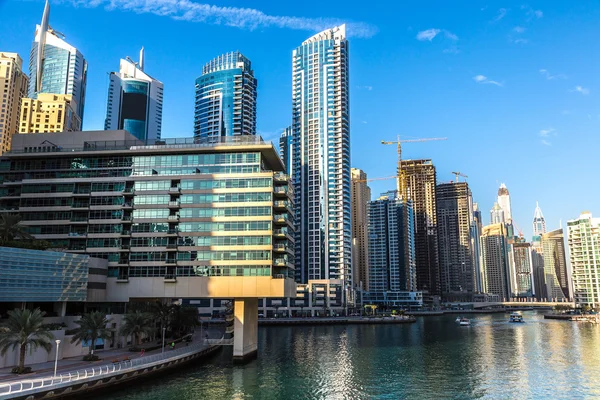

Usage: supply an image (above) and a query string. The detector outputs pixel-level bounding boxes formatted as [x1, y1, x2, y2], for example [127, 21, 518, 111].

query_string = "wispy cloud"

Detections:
[473, 75, 503, 86]
[416, 28, 458, 42]
[62, 0, 378, 38]
[571, 85, 590, 95]
[541, 139, 551, 146]
[361, 120, 368, 124]
[539, 69, 567, 80]
[522, 5, 543, 20]
[512, 38, 528, 44]
[513, 26, 526, 33]
[357, 85, 373, 91]
[492, 8, 508, 22]
[539, 128, 555, 137]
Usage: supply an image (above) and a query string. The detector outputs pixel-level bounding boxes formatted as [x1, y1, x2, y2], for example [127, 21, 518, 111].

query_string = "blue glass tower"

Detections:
[194, 52, 257, 140]
[290, 25, 352, 286]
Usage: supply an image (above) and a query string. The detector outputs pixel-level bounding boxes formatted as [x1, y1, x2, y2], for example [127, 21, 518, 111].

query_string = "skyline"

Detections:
[1, 0, 599, 238]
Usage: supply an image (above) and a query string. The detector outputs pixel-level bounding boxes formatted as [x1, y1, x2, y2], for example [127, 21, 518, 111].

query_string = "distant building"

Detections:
[351, 168, 371, 290]
[497, 183, 512, 223]
[0, 52, 28, 155]
[368, 194, 416, 293]
[490, 202, 505, 224]
[436, 182, 475, 301]
[471, 203, 484, 293]
[104, 48, 164, 141]
[28, 0, 87, 124]
[533, 201, 546, 237]
[481, 223, 510, 300]
[508, 241, 535, 298]
[19, 93, 81, 133]
[278, 127, 292, 174]
[541, 228, 571, 300]
[567, 212, 600, 306]
[194, 51, 257, 140]
[400, 159, 440, 294]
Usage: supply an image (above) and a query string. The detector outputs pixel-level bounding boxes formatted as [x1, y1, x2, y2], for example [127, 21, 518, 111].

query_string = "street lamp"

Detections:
[161, 327, 166, 354]
[53, 339, 61, 378]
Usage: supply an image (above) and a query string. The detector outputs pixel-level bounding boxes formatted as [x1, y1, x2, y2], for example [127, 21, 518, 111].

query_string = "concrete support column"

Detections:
[233, 298, 258, 362]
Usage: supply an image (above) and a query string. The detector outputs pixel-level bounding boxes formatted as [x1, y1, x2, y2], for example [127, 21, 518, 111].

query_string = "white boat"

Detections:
[455, 317, 461, 323]
[459, 317, 470, 326]
[509, 312, 524, 323]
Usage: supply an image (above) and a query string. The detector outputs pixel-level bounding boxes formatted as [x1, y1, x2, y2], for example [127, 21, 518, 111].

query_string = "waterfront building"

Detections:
[0, 130, 296, 360]
[471, 203, 484, 293]
[508, 241, 535, 298]
[104, 48, 164, 141]
[0, 52, 28, 155]
[278, 126, 292, 174]
[367, 193, 416, 293]
[290, 25, 352, 289]
[490, 202, 505, 224]
[28, 0, 87, 124]
[400, 159, 439, 294]
[436, 182, 475, 301]
[541, 228, 571, 300]
[567, 212, 600, 306]
[351, 168, 371, 290]
[497, 183, 512, 223]
[480, 223, 510, 300]
[19, 93, 80, 133]
[193, 52, 257, 140]
[532, 249, 546, 300]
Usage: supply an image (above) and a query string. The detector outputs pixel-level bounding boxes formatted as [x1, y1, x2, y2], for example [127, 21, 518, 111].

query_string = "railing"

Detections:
[0, 342, 209, 397]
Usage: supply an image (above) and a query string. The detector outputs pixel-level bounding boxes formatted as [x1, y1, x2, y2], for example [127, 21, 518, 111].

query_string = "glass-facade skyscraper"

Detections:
[104, 48, 164, 141]
[194, 52, 257, 140]
[290, 25, 351, 286]
[28, 0, 87, 125]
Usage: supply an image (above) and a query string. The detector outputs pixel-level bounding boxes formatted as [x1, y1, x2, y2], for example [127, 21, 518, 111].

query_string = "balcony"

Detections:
[167, 229, 178, 235]
[274, 172, 288, 182]
[169, 186, 181, 193]
[168, 215, 179, 221]
[164, 274, 177, 282]
[168, 201, 180, 208]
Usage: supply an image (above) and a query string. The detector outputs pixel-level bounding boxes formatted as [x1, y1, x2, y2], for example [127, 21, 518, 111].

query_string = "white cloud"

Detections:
[541, 139, 551, 146]
[513, 26, 526, 33]
[512, 38, 528, 44]
[539, 128, 555, 137]
[492, 8, 508, 22]
[539, 69, 567, 80]
[571, 85, 590, 95]
[357, 85, 373, 91]
[63, 0, 378, 38]
[473, 75, 503, 86]
[416, 28, 441, 41]
[361, 121, 368, 124]
[522, 5, 543, 20]
[444, 31, 459, 41]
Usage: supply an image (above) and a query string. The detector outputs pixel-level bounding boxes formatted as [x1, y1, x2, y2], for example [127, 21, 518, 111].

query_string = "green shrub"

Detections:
[11, 366, 32, 374]
[82, 354, 99, 361]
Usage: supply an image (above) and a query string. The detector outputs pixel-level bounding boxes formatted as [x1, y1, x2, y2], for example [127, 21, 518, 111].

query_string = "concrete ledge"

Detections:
[258, 317, 417, 326]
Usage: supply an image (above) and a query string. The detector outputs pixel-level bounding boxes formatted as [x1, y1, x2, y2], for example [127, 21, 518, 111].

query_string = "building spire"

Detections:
[139, 46, 144, 71]
[36, 0, 51, 93]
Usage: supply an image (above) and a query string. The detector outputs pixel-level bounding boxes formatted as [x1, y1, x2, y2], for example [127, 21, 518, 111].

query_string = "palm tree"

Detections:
[0, 214, 33, 242]
[119, 311, 154, 347]
[0, 308, 54, 372]
[150, 301, 173, 337]
[70, 312, 113, 356]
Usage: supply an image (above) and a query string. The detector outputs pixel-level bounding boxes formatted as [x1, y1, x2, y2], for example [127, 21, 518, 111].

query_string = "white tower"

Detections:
[497, 183, 512, 223]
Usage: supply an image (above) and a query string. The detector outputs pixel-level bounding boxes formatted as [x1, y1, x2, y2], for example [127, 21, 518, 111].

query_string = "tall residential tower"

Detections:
[568, 212, 600, 306]
[104, 48, 164, 141]
[351, 168, 371, 290]
[497, 183, 512, 223]
[290, 25, 351, 287]
[194, 52, 257, 140]
[0, 52, 28, 155]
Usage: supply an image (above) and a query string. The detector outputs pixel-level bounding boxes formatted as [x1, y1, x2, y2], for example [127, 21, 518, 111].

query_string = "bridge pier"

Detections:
[233, 298, 258, 362]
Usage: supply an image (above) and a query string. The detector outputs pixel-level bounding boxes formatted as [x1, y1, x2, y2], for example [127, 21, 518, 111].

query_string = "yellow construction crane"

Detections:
[451, 171, 468, 183]
[354, 175, 396, 183]
[380, 135, 447, 199]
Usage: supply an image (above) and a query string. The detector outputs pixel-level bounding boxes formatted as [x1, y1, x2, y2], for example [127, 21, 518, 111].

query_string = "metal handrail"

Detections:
[0, 342, 209, 396]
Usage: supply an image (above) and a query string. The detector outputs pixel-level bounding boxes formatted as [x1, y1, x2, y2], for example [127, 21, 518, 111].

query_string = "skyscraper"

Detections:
[104, 48, 164, 141]
[497, 183, 512, 223]
[481, 223, 510, 300]
[368, 194, 416, 292]
[351, 168, 371, 290]
[567, 212, 600, 306]
[532, 202, 547, 300]
[290, 25, 351, 286]
[436, 182, 475, 300]
[400, 159, 439, 294]
[533, 201, 546, 237]
[0, 52, 28, 155]
[28, 0, 87, 124]
[542, 228, 571, 300]
[508, 242, 535, 298]
[279, 127, 292, 174]
[194, 51, 257, 140]
[490, 202, 505, 224]
[471, 203, 484, 293]
[19, 93, 80, 133]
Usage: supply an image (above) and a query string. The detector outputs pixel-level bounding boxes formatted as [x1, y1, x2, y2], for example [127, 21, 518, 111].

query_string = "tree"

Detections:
[0, 214, 33, 242]
[170, 305, 199, 337]
[70, 312, 113, 356]
[150, 301, 173, 336]
[119, 311, 154, 347]
[0, 308, 54, 373]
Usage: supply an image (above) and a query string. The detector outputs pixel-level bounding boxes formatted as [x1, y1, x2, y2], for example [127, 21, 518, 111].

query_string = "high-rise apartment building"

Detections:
[508, 242, 535, 298]
[194, 52, 257, 140]
[568, 212, 600, 306]
[368, 194, 416, 293]
[290, 25, 351, 286]
[28, 0, 87, 124]
[436, 182, 474, 300]
[481, 223, 510, 300]
[104, 48, 163, 141]
[490, 202, 505, 224]
[497, 183, 512, 223]
[19, 93, 81, 133]
[279, 127, 292, 174]
[0, 52, 28, 155]
[542, 228, 570, 300]
[351, 168, 371, 290]
[471, 203, 484, 293]
[400, 159, 439, 294]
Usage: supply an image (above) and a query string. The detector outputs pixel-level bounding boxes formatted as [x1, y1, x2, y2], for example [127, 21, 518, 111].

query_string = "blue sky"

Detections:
[1, 0, 599, 238]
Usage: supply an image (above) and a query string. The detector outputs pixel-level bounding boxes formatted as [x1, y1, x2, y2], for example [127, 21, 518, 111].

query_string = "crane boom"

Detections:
[451, 171, 468, 183]
[354, 175, 396, 183]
